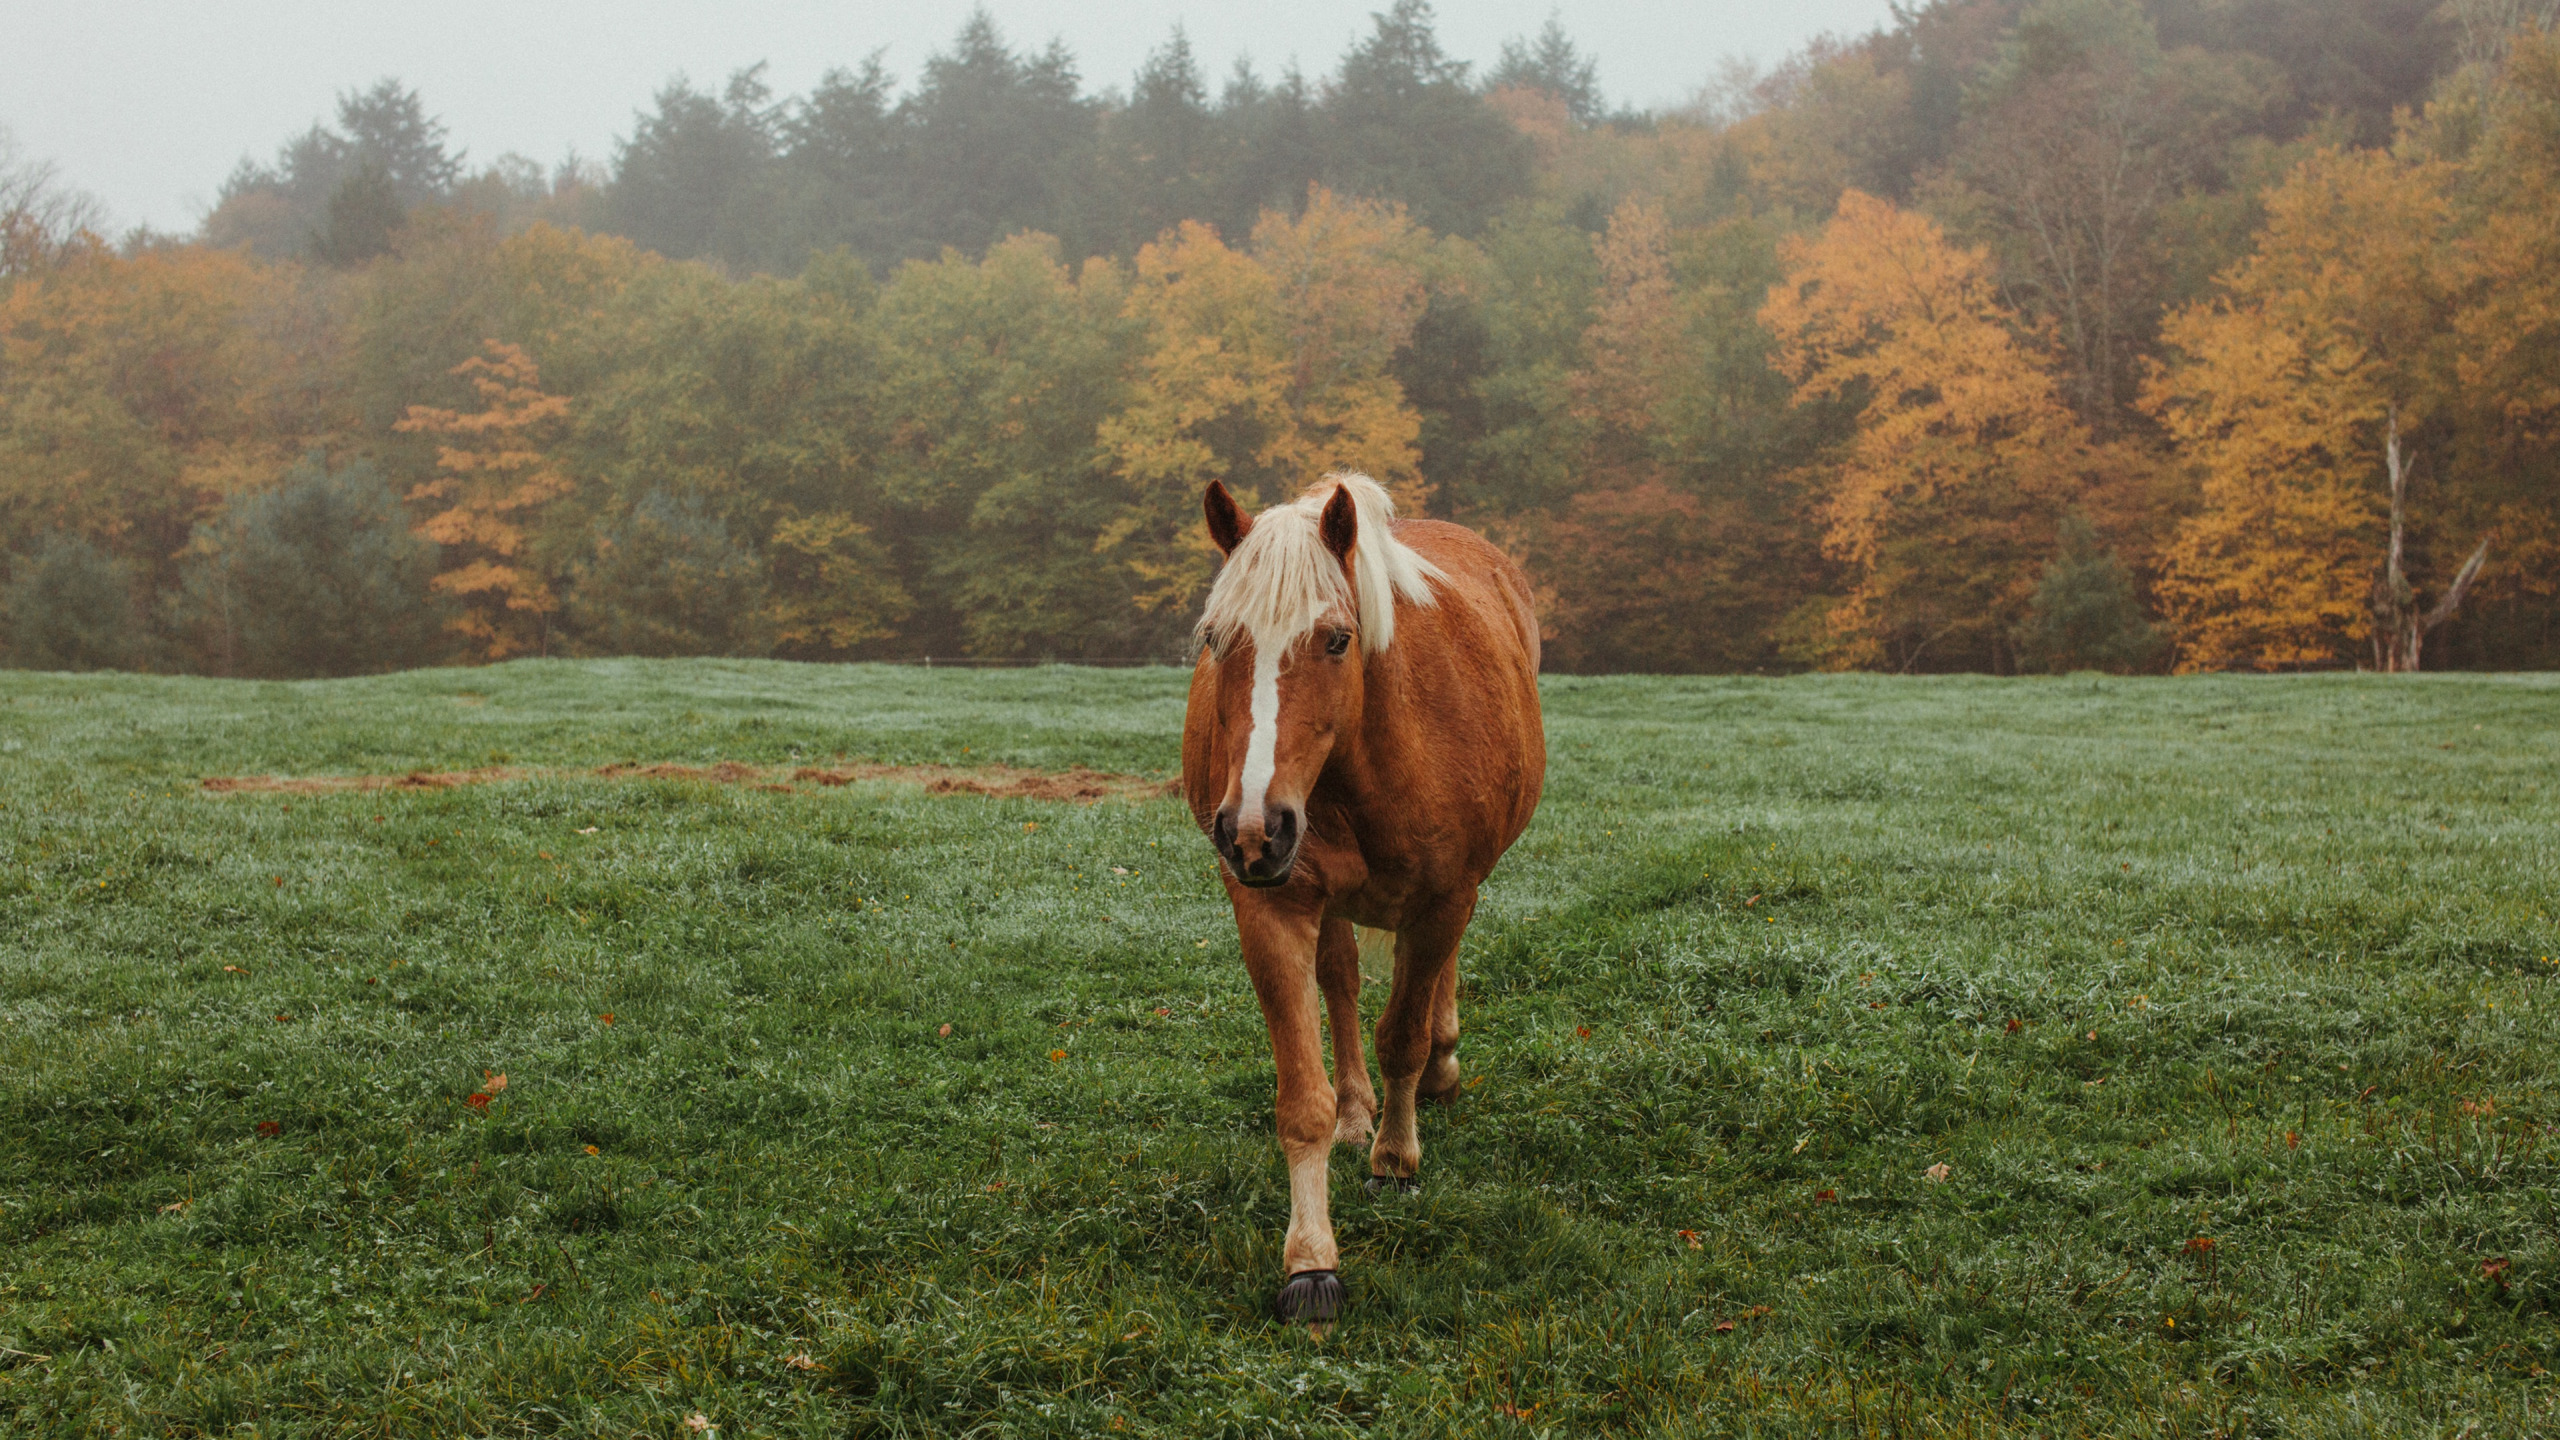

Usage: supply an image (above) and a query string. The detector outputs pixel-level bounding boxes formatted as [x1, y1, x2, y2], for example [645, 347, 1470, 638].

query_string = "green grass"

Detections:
[3, 661, 2557, 1437]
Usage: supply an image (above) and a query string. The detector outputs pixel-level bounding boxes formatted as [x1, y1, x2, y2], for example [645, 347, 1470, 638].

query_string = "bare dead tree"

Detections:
[0, 127, 104, 280]
[2370, 409, 2492, 672]
[2449, 0, 2560, 72]
[1955, 56, 2175, 435]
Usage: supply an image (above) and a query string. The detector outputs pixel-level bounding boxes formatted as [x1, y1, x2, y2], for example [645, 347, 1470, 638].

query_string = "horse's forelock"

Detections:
[1196, 474, 1441, 662]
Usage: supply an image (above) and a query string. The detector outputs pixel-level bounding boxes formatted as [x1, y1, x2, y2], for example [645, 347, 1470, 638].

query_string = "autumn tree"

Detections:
[1761, 190, 2103, 671]
[1094, 189, 1431, 633]
[396, 341, 576, 659]
[2143, 147, 2485, 670]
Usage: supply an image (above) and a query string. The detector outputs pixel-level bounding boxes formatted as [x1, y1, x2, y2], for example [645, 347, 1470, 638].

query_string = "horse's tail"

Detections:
[1355, 925, 1396, 979]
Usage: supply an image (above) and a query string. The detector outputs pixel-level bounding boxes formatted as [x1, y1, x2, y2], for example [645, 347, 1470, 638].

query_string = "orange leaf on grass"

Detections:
[1049, 1049, 1068, 1062]
[598, 1013, 615, 1026]
[938, 1023, 952, 1036]
[480, 1071, 508, 1094]
[256, 1120, 280, 1137]
[465, 1093, 490, 1112]
[1678, 1229, 1702, 1248]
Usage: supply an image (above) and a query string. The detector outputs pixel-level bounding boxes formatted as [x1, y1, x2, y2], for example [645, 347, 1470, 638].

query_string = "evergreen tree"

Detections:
[1101, 29, 1222, 251]
[898, 14, 1101, 259]
[567, 491, 775, 658]
[171, 455, 443, 677]
[1211, 62, 1322, 240]
[606, 66, 782, 268]
[311, 162, 403, 266]
[2, 533, 145, 672]
[2012, 511, 2161, 672]
[1490, 15, 1605, 122]
[1323, 0, 1532, 236]
[775, 58, 907, 264]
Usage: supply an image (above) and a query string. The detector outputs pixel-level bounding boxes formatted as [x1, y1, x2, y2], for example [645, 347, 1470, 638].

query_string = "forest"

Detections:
[1, 0, 2555, 675]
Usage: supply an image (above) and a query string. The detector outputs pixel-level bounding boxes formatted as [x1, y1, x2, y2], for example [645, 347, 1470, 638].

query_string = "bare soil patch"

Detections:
[199, 761, 1173, 803]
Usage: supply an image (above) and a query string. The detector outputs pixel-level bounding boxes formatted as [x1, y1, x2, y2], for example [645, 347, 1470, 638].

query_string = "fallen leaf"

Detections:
[1714, 1320, 1736, 1333]
[465, 1093, 490, 1112]
[537, 850, 553, 860]
[273, 1013, 293, 1023]
[222, 965, 246, 975]
[584, 1144, 599, 1156]
[598, 1013, 615, 1026]
[2285, 1130, 2299, 1149]
[784, 1352, 818, 1371]
[682, 1415, 711, 1434]
[1049, 1049, 1067, 1062]
[1814, 1189, 1837, 1203]
[938, 1023, 952, 1036]
[1575, 1025, 1592, 1039]
[1023, 821, 1039, 833]
[1153, 1007, 1170, 1017]
[1112, 866, 1131, 875]
[256, 1121, 280, 1137]
[1678, 1229, 1702, 1249]
[2184, 1236, 2215, 1254]
[480, 1071, 508, 1095]
[2004, 1018, 2022, 1034]
[985, 1180, 1007, 1192]
[161, 1198, 191, 1213]
[1924, 1162, 1951, 1183]
[272, 876, 284, 887]
[1743, 893, 1761, 907]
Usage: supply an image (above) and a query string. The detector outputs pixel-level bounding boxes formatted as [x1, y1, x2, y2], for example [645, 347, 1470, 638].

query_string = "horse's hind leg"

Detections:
[1368, 892, 1474, 1187]
[1418, 954, 1462, 1105]
[1318, 918, 1377, 1147]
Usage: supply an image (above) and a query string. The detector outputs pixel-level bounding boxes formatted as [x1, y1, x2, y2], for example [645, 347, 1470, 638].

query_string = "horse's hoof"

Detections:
[1275, 1269, 1343, 1322]
[1364, 1173, 1420, 1196]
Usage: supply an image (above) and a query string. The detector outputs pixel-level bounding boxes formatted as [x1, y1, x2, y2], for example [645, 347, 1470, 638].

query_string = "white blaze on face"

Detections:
[1240, 639, 1281, 828]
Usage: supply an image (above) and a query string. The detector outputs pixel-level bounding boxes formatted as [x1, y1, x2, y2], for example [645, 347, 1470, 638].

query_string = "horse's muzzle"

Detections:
[1214, 803, 1300, 888]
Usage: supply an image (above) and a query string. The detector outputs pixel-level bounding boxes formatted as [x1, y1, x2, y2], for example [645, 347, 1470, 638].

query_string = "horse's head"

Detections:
[1195, 479, 1370, 888]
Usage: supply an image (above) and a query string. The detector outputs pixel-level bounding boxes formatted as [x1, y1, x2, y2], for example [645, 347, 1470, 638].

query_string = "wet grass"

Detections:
[2, 660, 2556, 1437]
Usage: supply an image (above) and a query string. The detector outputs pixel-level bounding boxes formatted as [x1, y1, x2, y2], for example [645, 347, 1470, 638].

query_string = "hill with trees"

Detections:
[4, 0, 2554, 675]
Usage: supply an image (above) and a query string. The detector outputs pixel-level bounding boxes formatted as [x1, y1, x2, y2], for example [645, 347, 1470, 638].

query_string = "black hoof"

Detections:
[1275, 1269, 1343, 1322]
[1364, 1173, 1420, 1196]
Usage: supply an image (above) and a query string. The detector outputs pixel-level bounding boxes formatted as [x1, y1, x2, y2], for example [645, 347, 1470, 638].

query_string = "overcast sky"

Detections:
[9, 1, 1900, 234]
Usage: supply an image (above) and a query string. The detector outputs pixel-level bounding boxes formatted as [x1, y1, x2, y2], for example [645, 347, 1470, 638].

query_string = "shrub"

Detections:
[172, 454, 443, 677]
[2, 533, 147, 671]
[2013, 511, 2161, 674]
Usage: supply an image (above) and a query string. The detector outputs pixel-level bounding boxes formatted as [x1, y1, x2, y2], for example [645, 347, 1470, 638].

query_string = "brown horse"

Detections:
[1182, 472, 1545, 1322]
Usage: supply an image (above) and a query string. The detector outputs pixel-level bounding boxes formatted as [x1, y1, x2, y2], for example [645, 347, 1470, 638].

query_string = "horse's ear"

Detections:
[1318, 484, 1358, 562]
[1204, 481, 1251, 556]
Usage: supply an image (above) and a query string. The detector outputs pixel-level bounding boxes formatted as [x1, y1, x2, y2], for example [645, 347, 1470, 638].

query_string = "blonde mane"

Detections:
[1196, 473, 1443, 658]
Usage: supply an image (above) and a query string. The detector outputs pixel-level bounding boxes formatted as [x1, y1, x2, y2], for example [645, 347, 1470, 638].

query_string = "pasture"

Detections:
[1, 661, 2555, 1437]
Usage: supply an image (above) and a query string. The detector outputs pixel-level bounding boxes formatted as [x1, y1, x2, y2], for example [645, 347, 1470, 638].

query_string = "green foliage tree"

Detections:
[2011, 510, 2161, 670]
[567, 490, 774, 657]
[605, 67, 783, 269]
[171, 455, 443, 677]
[2, 532, 145, 671]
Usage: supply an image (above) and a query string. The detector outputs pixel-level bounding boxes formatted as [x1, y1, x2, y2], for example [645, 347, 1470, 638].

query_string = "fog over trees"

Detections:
[4, 0, 2555, 675]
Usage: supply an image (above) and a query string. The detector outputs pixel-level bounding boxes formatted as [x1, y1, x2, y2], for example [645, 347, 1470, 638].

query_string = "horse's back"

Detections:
[1384, 518, 1546, 862]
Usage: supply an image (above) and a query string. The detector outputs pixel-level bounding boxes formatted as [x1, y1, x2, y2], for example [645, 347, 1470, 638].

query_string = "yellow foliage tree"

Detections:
[1096, 188, 1431, 620]
[0, 242, 318, 573]
[2144, 148, 2461, 671]
[1760, 190, 2093, 670]
[395, 340, 576, 659]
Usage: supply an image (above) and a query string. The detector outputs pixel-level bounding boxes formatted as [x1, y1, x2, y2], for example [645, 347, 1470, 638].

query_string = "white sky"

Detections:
[7, 1, 1901, 234]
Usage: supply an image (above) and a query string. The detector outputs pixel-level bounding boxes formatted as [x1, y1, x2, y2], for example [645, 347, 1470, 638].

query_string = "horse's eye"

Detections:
[1326, 630, 1353, 656]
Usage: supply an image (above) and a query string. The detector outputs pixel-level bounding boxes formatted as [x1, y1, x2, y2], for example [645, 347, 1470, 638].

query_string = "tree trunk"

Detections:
[2368, 409, 2492, 672]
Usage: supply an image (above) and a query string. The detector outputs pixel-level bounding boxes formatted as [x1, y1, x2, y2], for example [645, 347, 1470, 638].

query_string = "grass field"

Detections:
[2, 661, 2556, 1438]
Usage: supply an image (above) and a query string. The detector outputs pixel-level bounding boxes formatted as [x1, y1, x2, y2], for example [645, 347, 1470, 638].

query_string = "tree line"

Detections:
[3, 0, 2554, 676]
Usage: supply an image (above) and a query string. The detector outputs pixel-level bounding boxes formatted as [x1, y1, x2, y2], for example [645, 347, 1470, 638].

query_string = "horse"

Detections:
[1182, 472, 1545, 1323]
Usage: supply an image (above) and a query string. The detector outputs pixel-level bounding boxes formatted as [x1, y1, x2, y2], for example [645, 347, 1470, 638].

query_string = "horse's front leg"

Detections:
[1317, 918, 1376, 1147]
[1237, 898, 1343, 1321]
[1368, 890, 1474, 1190]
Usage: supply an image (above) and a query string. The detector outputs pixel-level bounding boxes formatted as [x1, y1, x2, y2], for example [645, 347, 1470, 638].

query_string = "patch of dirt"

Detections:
[200, 768, 525, 794]
[199, 760, 1173, 804]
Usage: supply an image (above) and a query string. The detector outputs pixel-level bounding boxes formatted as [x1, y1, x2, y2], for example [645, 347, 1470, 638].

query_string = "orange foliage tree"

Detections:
[1759, 190, 2094, 671]
[395, 340, 576, 659]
